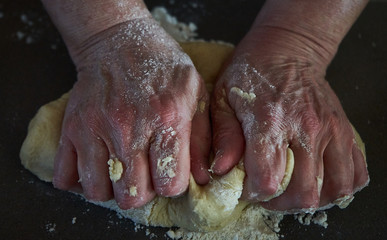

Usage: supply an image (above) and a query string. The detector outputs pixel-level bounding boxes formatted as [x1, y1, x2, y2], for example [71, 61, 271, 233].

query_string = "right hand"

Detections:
[210, 26, 369, 212]
[53, 17, 211, 209]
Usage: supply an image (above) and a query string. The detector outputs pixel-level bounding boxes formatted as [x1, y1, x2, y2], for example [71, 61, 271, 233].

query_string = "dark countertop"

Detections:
[0, 0, 386, 239]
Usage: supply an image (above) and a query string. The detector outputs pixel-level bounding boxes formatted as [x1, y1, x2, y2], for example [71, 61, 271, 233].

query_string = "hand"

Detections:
[211, 27, 369, 211]
[53, 17, 211, 209]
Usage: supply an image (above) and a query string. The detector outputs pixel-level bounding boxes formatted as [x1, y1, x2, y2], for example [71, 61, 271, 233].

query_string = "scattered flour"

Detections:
[166, 205, 282, 240]
[45, 222, 56, 233]
[157, 155, 177, 178]
[151, 7, 198, 41]
[16, 13, 37, 44]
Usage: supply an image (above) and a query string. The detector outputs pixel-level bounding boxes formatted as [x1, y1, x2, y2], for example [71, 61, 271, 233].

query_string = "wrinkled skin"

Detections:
[211, 27, 370, 212]
[53, 18, 211, 209]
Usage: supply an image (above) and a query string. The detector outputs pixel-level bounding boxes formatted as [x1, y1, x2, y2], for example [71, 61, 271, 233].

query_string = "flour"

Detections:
[14, 13, 40, 44]
[45, 222, 56, 233]
[151, 7, 198, 42]
[157, 155, 177, 179]
[167, 205, 282, 240]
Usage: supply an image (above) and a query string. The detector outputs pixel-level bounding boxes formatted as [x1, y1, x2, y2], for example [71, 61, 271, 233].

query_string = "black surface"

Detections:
[0, 0, 386, 239]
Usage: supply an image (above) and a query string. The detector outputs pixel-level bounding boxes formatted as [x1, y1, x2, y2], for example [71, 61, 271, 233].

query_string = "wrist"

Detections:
[248, 0, 368, 67]
[237, 26, 332, 76]
[41, 0, 151, 58]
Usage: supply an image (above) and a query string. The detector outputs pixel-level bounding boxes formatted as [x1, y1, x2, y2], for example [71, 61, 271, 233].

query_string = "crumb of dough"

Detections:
[198, 100, 206, 113]
[130, 186, 138, 197]
[230, 87, 256, 103]
[312, 212, 328, 228]
[295, 211, 328, 228]
[107, 158, 123, 182]
[333, 195, 354, 209]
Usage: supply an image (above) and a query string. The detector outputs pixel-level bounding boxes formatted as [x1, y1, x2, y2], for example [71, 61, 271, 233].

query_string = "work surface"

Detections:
[0, 0, 386, 239]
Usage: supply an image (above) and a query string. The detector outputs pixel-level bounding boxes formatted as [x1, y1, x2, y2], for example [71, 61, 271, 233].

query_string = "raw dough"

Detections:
[107, 158, 123, 183]
[19, 41, 366, 238]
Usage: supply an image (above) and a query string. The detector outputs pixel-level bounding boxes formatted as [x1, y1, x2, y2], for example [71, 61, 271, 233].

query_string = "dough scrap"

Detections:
[19, 41, 366, 237]
[107, 158, 123, 183]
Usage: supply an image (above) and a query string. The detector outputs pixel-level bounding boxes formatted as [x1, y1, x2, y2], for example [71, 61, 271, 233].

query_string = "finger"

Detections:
[53, 135, 82, 193]
[149, 121, 191, 197]
[351, 126, 369, 192]
[75, 135, 113, 201]
[242, 141, 287, 202]
[190, 96, 211, 185]
[352, 144, 369, 191]
[112, 147, 156, 209]
[261, 144, 321, 211]
[319, 138, 354, 208]
[211, 88, 244, 175]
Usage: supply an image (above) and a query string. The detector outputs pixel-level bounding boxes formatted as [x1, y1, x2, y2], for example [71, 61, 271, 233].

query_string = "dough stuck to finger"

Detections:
[108, 158, 123, 183]
[20, 40, 368, 238]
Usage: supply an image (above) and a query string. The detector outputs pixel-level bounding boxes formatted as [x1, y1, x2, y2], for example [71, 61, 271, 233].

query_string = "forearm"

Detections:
[250, 0, 369, 66]
[41, 0, 151, 56]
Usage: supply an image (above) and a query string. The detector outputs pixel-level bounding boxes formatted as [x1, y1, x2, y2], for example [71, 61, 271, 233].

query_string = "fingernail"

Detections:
[209, 149, 223, 174]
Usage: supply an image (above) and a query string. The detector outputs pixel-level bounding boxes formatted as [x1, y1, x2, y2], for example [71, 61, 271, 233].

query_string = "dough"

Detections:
[19, 42, 365, 236]
[107, 158, 123, 183]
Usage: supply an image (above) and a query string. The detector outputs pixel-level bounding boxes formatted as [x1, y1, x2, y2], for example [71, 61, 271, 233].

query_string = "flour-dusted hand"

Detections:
[43, 0, 210, 209]
[211, 0, 370, 212]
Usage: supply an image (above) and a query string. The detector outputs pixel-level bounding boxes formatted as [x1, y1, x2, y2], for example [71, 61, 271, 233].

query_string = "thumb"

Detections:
[190, 94, 211, 185]
[211, 87, 245, 175]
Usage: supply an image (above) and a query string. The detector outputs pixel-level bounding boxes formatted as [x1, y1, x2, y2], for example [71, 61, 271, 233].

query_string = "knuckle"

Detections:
[106, 107, 134, 126]
[326, 111, 352, 138]
[154, 102, 183, 125]
[301, 111, 322, 134]
[62, 114, 81, 135]
[106, 109, 137, 140]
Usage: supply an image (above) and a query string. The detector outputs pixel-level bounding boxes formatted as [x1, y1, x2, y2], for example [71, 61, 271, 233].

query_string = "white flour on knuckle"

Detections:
[157, 155, 177, 179]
